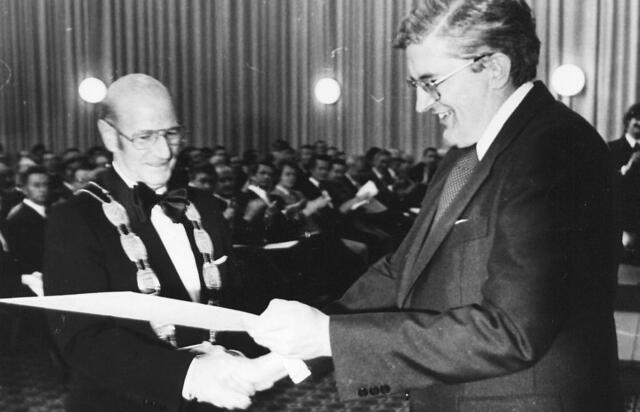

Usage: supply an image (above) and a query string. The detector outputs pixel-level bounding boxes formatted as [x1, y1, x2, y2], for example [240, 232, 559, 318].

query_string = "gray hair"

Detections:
[393, 0, 540, 86]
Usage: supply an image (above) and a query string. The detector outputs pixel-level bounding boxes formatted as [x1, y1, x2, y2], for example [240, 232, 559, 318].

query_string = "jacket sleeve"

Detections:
[43, 201, 195, 410]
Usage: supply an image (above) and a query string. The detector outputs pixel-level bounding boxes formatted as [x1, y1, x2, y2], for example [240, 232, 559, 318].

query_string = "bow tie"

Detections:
[133, 183, 189, 223]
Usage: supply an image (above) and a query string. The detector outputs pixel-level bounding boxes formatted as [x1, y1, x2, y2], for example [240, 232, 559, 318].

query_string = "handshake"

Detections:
[183, 299, 332, 409]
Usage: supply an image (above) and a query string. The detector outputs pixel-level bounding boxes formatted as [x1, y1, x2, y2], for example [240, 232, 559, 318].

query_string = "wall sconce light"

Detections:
[314, 78, 341, 105]
[78, 77, 107, 103]
[550, 64, 585, 97]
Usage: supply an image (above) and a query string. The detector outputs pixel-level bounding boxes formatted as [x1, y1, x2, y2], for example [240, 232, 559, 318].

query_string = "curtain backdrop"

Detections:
[0, 0, 638, 156]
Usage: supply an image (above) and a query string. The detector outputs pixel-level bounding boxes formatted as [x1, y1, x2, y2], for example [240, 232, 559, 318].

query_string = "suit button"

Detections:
[402, 391, 411, 400]
[357, 387, 369, 397]
[369, 386, 380, 395]
[381, 384, 390, 394]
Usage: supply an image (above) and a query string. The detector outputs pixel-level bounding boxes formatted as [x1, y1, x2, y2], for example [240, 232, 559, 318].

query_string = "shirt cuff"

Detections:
[181, 357, 199, 401]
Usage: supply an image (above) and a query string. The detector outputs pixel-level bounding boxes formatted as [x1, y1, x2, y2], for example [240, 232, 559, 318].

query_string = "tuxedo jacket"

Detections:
[6, 202, 46, 275]
[43, 168, 240, 412]
[327, 82, 620, 412]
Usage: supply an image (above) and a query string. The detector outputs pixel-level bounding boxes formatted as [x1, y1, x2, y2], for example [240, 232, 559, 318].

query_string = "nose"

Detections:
[150, 133, 173, 161]
[415, 88, 437, 113]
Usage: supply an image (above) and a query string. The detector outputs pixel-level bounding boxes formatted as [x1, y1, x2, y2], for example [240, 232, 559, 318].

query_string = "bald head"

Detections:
[100, 74, 176, 130]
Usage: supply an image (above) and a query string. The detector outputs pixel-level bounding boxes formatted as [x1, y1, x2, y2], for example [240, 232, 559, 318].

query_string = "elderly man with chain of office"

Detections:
[44, 74, 287, 412]
[249, 1, 620, 411]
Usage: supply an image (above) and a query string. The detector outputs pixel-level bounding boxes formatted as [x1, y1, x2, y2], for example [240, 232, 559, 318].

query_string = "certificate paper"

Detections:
[0, 292, 311, 383]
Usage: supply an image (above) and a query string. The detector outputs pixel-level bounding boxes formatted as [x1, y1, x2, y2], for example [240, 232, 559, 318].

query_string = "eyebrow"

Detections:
[135, 126, 182, 134]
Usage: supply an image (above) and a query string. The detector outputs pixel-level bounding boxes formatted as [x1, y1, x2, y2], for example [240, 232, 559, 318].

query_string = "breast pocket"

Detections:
[448, 216, 489, 244]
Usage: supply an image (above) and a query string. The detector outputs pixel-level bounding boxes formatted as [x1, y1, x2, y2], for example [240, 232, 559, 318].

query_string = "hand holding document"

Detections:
[0, 292, 311, 384]
[249, 299, 332, 360]
[351, 180, 380, 211]
[182, 345, 255, 409]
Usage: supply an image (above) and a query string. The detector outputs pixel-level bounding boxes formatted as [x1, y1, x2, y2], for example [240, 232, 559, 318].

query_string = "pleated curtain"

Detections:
[0, 0, 638, 156]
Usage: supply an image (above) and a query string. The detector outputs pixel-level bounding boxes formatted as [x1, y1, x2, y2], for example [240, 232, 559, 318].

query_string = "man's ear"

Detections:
[97, 119, 119, 153]
[484, 53, 512, 89]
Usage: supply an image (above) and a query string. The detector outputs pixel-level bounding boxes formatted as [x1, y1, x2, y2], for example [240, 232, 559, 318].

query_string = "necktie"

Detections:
[133, 183, 189, 223]
[433, 145, 479, 223]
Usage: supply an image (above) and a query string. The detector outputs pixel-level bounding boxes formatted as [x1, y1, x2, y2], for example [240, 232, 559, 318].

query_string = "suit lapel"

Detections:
[397, 81, 555, 305]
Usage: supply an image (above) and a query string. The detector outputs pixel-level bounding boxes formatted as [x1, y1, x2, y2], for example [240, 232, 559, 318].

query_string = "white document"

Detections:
[356, 180, 378, 198]
[0, 292, 311, 383]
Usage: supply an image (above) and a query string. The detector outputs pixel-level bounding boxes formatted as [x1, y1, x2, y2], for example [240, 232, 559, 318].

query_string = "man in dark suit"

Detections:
[44, 74, 285, 412]
[249, 1, 620, 411]
[6, 166, 49, 283]
[608, 103, 640, 261]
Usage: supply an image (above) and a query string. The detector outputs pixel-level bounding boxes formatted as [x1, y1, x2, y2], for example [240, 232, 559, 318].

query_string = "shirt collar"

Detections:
[476, 81, 534, 161]
[275, 184, 290, 196]
[625, 133, 640, 148]
[309, 177, 320, 187]
[247, 184, 270, 204]
[23, 198, 46, 217]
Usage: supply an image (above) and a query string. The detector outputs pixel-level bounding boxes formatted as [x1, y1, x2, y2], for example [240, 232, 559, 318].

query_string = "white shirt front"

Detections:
[625, 133, 640, 149]
[23, 198, 46, 218]
[112, 161, 201, 302]
[476, 82, 534, 161]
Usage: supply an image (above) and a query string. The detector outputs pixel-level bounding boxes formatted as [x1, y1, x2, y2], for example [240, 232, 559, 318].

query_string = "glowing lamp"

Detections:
[550, 64, 585, 97]
[314, 78, 341, 105]
[78, 77, 107, 103]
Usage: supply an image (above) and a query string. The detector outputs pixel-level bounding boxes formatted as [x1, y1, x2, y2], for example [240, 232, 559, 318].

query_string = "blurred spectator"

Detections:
[213, 164, 237, 224]
[6, 166, 49, 279]
[609, 102, 640, 262]
[187, 163, 216, 193]
[29, 143, 46, 165]
[233, 161, 283, 245]
[297, 144, 314, 176]
[0, 163, 23, 220]
[313, 140, 328, 156]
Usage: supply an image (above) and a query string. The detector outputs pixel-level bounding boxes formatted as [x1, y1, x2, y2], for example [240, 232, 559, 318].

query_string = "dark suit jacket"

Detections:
[44, 168, 241, 412]
[327, 82, 619, 412]
[609, 136, 640, 232]
[6, 202, 46, 275]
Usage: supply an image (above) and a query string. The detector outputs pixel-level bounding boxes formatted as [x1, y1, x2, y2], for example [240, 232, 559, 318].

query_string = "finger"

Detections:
[216, 393, 252, 410]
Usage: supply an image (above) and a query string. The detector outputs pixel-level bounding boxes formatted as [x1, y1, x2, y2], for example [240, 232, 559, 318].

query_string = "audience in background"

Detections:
[0, 138, 442, 304]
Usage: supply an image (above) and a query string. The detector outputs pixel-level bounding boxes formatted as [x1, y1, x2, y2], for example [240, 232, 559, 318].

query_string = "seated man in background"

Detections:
[44, 74, 285, 412]
[326, 159, 393, 262]
[609, 103, 640, 263]
[7, 165, 49, 296]
[233, 160, 284, 245]
[212, 164, 237, 228]
[187, 163, 216, 193]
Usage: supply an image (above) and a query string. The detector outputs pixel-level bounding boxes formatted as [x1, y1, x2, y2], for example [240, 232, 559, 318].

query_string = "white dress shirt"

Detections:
[476, 81, 534, 161]
[112, 161, 201, 302]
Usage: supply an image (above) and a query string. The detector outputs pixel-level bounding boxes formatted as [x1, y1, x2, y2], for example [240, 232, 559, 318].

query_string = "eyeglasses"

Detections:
[101, 119, 185, 150]
[406, 54, 492, 104]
